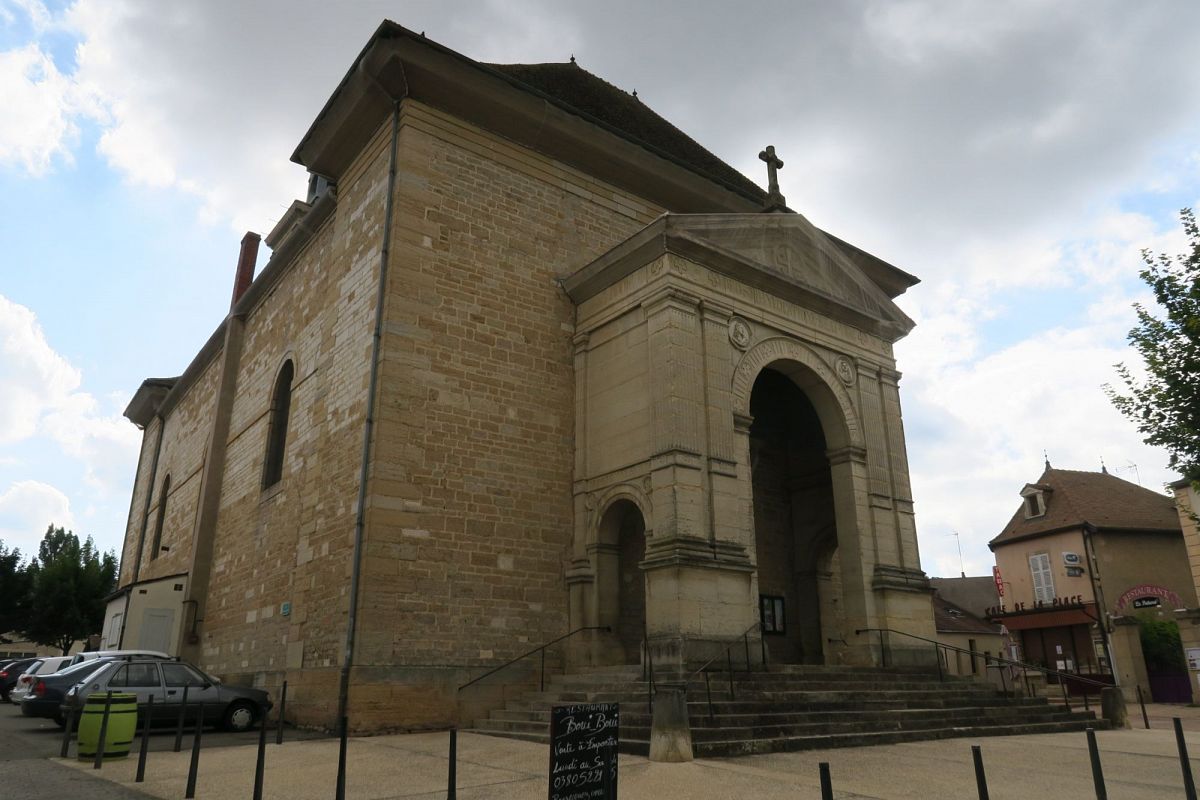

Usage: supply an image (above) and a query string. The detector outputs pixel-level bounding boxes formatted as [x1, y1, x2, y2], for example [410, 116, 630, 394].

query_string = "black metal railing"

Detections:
[855, 627, 1111, 709]
[457, 625, 610, 696]
[689, 620, 767, 721]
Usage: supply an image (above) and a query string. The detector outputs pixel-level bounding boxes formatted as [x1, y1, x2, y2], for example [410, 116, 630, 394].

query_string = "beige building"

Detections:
[1170, 479, 1200, 700]
[111, 21, 936, 732]
[988, 465, 1194, 701]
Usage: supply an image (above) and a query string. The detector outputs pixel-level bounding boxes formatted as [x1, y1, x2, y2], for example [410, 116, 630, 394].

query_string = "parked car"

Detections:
[9, 656, 75, 704]
[63, 658, 271, 732]
[67, 649, 170, 667]
[20, 658, 118, 723]
[0, 658, 39, 701]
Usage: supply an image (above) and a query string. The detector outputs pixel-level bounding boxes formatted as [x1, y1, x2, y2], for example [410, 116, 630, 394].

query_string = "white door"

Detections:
[139, 608, 175, 654]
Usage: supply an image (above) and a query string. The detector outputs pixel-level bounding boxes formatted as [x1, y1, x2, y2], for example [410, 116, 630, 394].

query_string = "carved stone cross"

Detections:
[758, 145, 787, 211]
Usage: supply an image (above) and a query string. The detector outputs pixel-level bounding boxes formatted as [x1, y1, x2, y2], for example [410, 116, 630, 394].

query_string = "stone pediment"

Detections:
[564, 213, 918, 341]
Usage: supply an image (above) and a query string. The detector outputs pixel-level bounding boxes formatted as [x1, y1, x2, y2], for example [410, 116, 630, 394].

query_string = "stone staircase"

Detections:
[467, 664, 1107, 757]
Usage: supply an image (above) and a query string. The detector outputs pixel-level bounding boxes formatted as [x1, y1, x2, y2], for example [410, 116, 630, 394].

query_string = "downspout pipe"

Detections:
[1082, 522, 1118, 684]
[132, 414, 166, 583]
[338, 58, 406, 727]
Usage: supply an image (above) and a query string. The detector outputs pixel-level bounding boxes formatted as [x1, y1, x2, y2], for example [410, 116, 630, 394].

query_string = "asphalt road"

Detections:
[0, 698, 328, 800]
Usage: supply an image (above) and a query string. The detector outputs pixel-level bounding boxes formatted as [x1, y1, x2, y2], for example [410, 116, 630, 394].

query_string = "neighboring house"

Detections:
[988, 465, 1195, 701]
[932, 592, 1003, 679]
[929, 575, 1000, 620]
[1169, 479, 1200, 700]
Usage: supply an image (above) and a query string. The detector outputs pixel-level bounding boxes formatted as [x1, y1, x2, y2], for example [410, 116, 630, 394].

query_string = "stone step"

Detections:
[549, 676, 985, 691]
[692, 718, 1111, 758]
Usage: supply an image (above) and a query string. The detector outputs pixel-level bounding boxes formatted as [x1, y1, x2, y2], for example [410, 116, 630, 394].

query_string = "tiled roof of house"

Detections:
[486, 62, 766, 201]
[933, 593, 1000, 635]
[989, 467, 1180, 548]
[929, 576, 999, 619]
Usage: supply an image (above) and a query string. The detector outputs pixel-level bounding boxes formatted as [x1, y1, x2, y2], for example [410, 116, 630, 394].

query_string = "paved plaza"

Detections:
[50, 704, 1200, 800]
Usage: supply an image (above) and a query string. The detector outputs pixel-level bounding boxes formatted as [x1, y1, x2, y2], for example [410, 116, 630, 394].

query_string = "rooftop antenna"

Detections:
[1115, 461, 1141, 485]
[951, 531, 965, 578]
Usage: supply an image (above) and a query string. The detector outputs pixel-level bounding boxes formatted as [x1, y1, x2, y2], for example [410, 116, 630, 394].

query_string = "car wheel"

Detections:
[52, 713, 65, 728]
[224, 701, 256, 732]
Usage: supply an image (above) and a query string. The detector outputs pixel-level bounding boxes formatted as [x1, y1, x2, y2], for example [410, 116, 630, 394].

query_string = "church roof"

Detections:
[988, 468, 1181, 549]
[292, 20, 767, 213]
[485, 62, 764, 200]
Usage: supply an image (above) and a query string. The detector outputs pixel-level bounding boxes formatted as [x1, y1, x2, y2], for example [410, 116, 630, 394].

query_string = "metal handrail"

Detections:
[855, 626, 1112, 708]
[457, 626, 610, 694]
[687, 620, 766, 721]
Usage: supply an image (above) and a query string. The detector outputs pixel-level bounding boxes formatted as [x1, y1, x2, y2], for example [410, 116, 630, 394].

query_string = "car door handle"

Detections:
[167, 690, 177, 696]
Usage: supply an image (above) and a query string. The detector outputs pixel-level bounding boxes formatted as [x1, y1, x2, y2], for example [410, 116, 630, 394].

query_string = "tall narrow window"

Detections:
[1030, 552, 1055, 604]
[151, 474, 170, 560]
[262, 359, 294, 489]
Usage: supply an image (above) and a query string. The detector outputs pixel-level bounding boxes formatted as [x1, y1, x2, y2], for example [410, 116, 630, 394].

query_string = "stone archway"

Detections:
[595, 499, 647, 665]
[749, 367, 841, 664]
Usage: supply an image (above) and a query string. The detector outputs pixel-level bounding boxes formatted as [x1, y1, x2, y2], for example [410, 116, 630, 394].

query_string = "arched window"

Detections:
[151, 474, 171, 560]
[262, 359, 294, 488]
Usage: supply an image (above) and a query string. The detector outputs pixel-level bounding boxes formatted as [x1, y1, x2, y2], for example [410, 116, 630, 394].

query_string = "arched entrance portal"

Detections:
[595, 500, 647, 665]
[750, 367, 841, 664]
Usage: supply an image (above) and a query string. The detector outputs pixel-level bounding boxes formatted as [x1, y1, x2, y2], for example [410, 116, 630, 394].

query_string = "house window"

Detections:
[262, 360, 294, 489]
[1030, 552, 1055, 604]
[1024, 492, 1045, 518]
[151, 474, 171, 560]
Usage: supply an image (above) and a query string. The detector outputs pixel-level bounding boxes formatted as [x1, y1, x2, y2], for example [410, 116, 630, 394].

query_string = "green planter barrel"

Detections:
[77, 692, 138, 761]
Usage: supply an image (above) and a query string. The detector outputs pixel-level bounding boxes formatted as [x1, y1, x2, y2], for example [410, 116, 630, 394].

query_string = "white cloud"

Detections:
[0, 43, 80, 175]
[0, 295, 139, 493]
[0, 480, 75, 554]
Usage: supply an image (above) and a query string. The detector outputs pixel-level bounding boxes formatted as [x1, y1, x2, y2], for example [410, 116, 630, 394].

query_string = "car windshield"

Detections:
[23, 660, 43, 674]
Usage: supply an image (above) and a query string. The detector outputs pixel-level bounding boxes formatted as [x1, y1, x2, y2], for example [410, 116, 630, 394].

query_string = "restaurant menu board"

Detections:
[548, 703, 619, 800]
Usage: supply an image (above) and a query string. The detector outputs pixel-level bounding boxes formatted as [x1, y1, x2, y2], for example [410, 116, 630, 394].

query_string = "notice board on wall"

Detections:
[548, 702, 619, 800]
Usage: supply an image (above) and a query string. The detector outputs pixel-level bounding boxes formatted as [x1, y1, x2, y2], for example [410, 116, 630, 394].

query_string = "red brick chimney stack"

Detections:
[230, 231, 261, 310]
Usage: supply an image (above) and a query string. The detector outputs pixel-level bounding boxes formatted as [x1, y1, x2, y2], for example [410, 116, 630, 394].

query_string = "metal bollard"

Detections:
[972, 745, 989, 800]
[447, 727, 457, 800]
[253, 703, 268, 800]
[59, 704, 76, 759]
[276, 680, 288, 745]
[185, 706, 204, 799]
[1175, 717, 1197, 800]
[93, 690, 113, 770]
[1086, 727, 1107, 800]
[1137, 685, 1150, 729]
[335, 716, 349, 800]
[174, 684, 189, 752]
[819, 762, 833, 800]
[136, 695, 153, 783]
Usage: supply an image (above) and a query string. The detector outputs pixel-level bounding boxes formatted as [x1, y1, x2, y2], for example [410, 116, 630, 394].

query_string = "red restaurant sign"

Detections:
[993, 566, 1004, 597]
[1115, 584, 1183, 612]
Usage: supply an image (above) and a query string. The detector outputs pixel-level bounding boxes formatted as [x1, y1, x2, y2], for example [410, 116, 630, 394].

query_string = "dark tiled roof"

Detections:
[486, 62, 766, 200]
[989, 468, 1181, 548]
[933, 594, 1000, 635]
[929, 576, 1000, 619]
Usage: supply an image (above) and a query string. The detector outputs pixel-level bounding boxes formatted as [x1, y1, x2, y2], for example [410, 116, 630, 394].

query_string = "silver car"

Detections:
[64, 658, 271, 732]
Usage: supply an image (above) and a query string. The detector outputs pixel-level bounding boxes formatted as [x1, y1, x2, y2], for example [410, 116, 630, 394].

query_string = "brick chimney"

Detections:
[230, 231, 261, 309]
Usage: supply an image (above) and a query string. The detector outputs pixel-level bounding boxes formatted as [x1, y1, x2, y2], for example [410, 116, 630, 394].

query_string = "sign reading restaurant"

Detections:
[1115, 584, 1183, 613]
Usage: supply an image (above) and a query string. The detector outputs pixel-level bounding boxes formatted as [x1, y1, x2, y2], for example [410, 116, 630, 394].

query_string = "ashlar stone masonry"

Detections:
[112, 21, 935, 733]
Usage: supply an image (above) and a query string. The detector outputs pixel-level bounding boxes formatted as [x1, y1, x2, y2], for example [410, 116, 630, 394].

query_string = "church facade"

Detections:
[112, 21, 934, 732]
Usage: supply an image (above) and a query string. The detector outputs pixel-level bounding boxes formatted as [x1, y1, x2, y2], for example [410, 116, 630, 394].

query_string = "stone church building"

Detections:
[111, 21, 935, 731]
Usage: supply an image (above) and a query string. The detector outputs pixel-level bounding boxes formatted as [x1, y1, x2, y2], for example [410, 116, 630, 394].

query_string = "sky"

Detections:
[1, 0, 1198, 580]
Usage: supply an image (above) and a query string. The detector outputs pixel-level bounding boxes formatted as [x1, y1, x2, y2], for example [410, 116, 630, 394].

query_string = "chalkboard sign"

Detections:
[548, 702, 619, 800]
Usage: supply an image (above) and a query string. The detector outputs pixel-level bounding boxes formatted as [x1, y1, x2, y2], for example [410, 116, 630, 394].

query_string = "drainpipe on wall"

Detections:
[1083, 522, 1118, 685]
[338, 57, 407, 728]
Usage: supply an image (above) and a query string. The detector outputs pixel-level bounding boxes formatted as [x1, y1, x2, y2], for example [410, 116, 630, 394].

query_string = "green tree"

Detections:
[0, 541, 33, 639]
[1108, 208, 1200, 481]
[20, 525, 118, 655]
[1137, 616, 1186, 674]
